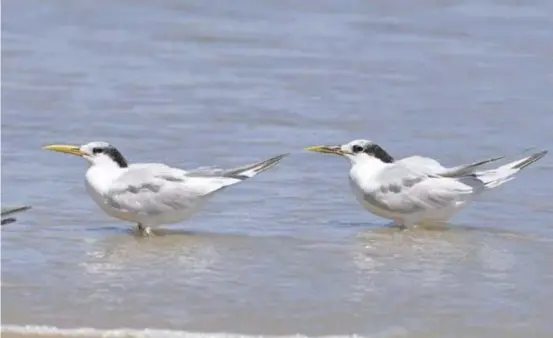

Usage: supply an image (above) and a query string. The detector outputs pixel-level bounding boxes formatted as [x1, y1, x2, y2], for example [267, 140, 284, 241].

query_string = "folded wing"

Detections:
[363, 151, 545, 217]
[367, 157, 476, 214]
[104, 153, 288, 216]
[105, 164, 235, 216]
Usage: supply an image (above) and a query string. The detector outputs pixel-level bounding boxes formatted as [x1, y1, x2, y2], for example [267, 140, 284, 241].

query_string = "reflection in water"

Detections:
[345, 225, 543, 330]
[78, 230, 234, 308]
[355, 224, 549, 286]
[349, 223, 536, 299]
[352, 228, 469, 292]
[80, 230, 225, 283]
[478, 242, 516, 282]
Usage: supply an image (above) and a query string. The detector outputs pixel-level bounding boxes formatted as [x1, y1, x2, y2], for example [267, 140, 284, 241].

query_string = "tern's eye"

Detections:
[352, 145, 364, 153]
[92, 147, 104, 154]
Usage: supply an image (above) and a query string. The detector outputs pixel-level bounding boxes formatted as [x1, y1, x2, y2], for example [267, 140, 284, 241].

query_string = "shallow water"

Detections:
[2, 0, 553, 337]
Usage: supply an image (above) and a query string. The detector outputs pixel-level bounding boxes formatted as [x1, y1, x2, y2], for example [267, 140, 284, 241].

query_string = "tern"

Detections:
[306, 139, 547, 228]
[44, 142, 288, 235]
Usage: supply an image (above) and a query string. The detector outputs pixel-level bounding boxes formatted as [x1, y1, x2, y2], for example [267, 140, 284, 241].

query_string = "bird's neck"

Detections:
[349, 157, 388, 185]
[85, 164, 125, 194]
[348, 154, 387, 168]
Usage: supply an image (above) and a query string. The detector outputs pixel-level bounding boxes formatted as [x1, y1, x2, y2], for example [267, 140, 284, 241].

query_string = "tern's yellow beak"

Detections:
[304, 145, 347, 156]
[43, 144, 85, 156]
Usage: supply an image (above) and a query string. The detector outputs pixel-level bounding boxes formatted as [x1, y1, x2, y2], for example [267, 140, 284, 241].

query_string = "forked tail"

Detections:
[476, 150, 548, 189]
[221, 153, 289, 180]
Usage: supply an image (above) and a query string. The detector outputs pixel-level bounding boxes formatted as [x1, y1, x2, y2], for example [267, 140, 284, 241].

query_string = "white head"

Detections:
[305, 139, 395, 165]
[43, 141, 129, 168]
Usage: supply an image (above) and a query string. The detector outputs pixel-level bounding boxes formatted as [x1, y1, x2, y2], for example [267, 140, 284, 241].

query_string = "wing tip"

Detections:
[252, 153, 290, 174]
[224, 153, 289, 180]
[513, 149, 548, 170]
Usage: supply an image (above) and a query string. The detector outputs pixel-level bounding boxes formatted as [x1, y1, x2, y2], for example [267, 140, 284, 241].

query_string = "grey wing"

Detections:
[398, 156, 447, 173]
[398, 154, 505, 178]
[367, 161, 474, 214]
[440, 155, 505, 177]
[104, 165, 229, 216]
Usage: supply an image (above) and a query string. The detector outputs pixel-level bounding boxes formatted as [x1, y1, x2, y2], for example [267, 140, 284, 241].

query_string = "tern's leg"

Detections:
[390, 219, 408, 231]
[395, 223, 409, 231]
[137, 223, 152, 236]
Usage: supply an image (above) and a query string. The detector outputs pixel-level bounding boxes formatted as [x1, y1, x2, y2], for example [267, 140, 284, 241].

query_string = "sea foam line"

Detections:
[1, 325, 403, 338]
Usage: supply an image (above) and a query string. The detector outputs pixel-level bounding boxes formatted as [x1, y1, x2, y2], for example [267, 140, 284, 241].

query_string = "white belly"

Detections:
[85, 179, 136, 222]
[348, 178, 398, 221]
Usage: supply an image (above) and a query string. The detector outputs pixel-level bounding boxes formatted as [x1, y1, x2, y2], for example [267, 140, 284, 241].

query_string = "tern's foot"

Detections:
[390, 221, 408, 231]
[136, 224, 152, 237]
[396, 224, 409, 231]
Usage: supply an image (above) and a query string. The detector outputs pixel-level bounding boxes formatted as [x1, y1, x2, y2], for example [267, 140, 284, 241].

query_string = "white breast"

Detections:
[348, 177, 399, 220]
[348, 163, 400, 221]
[84, 166, 137, 222]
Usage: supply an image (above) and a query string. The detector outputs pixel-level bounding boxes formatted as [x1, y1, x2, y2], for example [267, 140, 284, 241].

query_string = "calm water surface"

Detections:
[2, 0, 553, 337]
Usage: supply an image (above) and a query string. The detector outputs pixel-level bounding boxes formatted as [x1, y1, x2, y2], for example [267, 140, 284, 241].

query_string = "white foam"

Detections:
[2, 325, 272, 338]
[1, 325, 406, 338]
